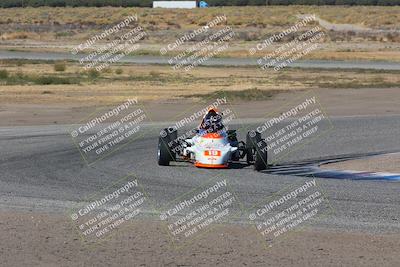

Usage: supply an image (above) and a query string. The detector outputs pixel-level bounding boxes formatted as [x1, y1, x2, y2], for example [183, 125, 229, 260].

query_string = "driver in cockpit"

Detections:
[199, 108, 224, 135]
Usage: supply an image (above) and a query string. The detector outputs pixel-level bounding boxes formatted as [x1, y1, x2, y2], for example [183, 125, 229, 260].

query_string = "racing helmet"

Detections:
[202, 108, 223, 132]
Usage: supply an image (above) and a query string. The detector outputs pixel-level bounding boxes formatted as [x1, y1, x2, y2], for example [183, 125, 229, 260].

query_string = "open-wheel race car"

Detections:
[157, 108, 268, 171]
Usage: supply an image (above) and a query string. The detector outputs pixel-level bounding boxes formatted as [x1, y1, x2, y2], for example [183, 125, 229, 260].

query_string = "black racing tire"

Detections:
[246, 131, 268, 171]
[158, 137, 171, 166]
[254, 139, 268, 171]
[157, 128, 177, 166]
[246, 131, 260, 164]
[245, 132, 254, 165]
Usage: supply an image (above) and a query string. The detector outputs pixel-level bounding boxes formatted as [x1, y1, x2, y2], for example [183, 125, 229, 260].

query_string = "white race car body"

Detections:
[158, 109, 268, 170]
[184, 132, 238, 168]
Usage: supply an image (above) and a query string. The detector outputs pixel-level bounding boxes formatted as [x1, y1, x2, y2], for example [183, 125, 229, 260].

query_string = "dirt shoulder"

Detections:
[1, 87, 400, 126]
[1, 61, 400, 126]
[321, 153, 400, 173]
[0, 210, 399, 267]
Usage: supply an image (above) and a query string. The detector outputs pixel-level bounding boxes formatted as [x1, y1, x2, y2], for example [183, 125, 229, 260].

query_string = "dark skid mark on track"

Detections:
[262, 150, 400, 181]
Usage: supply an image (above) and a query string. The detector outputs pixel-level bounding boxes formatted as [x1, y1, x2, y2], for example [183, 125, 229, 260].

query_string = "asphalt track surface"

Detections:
[1, 50, 400, 70]
[1, 115, 399, 235]
[266, 151, 400, 181]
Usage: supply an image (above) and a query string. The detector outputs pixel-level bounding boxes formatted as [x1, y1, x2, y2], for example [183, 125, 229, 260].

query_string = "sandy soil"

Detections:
[0, 210, 399, 267]
[1, 87, 400, 126]
[321, 153, 400, 173]
[1, 6, 399, 61]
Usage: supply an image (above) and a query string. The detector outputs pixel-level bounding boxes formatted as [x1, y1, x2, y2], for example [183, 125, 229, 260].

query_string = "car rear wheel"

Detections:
[157, 128, 177, 166]
[246, 131, 268, 171]
[246, 131, 254, 164]
[254, 140, 268, 171]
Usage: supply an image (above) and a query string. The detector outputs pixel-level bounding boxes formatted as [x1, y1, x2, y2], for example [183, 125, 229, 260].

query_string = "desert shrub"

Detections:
[54, 61, 66, 72]
[33, 75, 77, 84]
[87, 69, 100, 79]
[0, 69, 9, 79]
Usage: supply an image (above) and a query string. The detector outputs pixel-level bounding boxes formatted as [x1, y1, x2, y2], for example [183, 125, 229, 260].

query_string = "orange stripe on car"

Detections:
[202, 133, 223, 139]
[195, 162, 228, 168]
